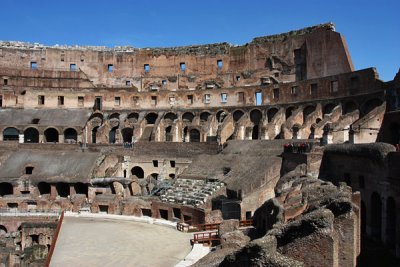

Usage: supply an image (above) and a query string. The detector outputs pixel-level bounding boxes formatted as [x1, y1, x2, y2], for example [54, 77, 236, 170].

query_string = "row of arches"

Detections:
[2, 127, 78, 143]
[0, 182, 88, 197]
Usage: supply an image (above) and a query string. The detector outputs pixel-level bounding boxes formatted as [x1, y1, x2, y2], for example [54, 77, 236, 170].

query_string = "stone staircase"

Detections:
[160, 179, 224, 207]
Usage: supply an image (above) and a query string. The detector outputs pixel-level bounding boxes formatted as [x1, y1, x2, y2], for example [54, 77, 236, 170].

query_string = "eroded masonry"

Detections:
[0, 23, 399, 266]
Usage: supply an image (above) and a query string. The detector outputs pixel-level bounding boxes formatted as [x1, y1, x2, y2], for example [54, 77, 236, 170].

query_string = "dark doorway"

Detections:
[131, 166, 144, 179]
[56, 182, 70, 197]
[189, 129, 200, 142]
[121, 128, 133, 143]
[44, 128, 59, 142]
[165, 126, 172, 142]
[92, 126, 99, 144]
[252, 125, 259, 140]
[109, 127, 118, 144]
[74, 183, 88, 197]
[159, 209, 169, 220]
[371, 192, 382, 240]
[145, 113, 158, 124]
[0, 183, 13, 196]
[38, 182, 51, 195]
[64, 128, 78, 142]
[3, 127, 19, 141]
[386, 197, 396, 249]
[24, 127, 39, 143]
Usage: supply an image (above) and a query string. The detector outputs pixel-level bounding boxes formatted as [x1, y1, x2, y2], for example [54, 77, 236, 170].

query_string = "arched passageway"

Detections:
[44, 128, 59, 143]
[64, 128, 78, 143]
[74, 183, 88, 197]
[165, 126, 172, 142]
[267, 108, 278, 123]
[371, 192, 382, 240]
[285, 107, 295, 120]
[200, 112, 211, 122]
[182, 112, 195, 123]
[92, 126, 99, 144]
[109, 127, 118, 144]
[233, 110, 244, 122]
[3, 127, 19, 141]
[38, 182, 51, 195]
[250, 109, 262, 124]
[121, 128, 133, 143]
[24, 127, 39, 143]
[252, 125, 259, 140]
[362, 98, 383, 115]
[131, 166, 144, 179]
[343, 101, 357, 115]
[0, 225, 7, 236]
[323, 103, 336, 116]
[0, 182, 13, 196]
[303, 105, 316, 121]
[189, 129, 200, 142]
[56, 182, 70, 197]
[164, 112, 177, 122]
[145, 113, 158, 124]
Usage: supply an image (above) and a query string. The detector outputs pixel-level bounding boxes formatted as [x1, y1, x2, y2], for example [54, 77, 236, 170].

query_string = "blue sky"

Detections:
[1, 0, 399, 81]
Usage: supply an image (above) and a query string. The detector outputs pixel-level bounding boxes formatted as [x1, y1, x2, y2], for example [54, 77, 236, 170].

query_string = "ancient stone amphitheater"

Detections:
[0, 23, 399, 266]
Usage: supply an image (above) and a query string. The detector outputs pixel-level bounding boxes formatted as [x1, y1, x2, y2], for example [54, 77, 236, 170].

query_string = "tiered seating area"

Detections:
[160, 179, 224, 207]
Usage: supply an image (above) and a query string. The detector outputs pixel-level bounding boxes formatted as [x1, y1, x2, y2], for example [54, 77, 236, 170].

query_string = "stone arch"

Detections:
[3, 127, 19, 141]
[64, 128, 78, 143]
[24, 127, 39, 143]
[109, 113, 120, 120]
[131, 166, 144, 179]
[169, 173, 176, 179]
[250, 109, 263, 124]
[292, 124, 300, 140]
[109, 126, 118, 144]
[189, 129, 200, 142]
[74, 183, 88, 197]
[343, 100, 358, 115]
[89, 112, 104, 123]
[371, 192, 382, 240]
[285, 106, 295, 120]
[165, 126, 173, 142]
[44, 128, 59, 142]
[92, 126, 99, 144]
[150, 173, 159, 180]
[182, 112, 195, 123]
[0, 225, 7, 236]
[200, 111, 211, 122]
[127, 112, 139, 123]
[145, 113, 158, 124]
[323, 103, 336, 116]
[233, 110, 244, 122]
[56, 182, 70, 197]
[303, 105, 316, 121]
[0, 182, 13, 196]
[386, 197, 396, 248]
[216, 110, 228, 123]
[121, 127, 133, 143]
[267, 108, 279, 123]
[164, 112, 177, 122]
[361, 98, 383, 115]
[38, 182, 51, 195]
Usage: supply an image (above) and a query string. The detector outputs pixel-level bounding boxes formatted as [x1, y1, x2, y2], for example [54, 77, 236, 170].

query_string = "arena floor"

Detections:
[50, 216, 192, 267]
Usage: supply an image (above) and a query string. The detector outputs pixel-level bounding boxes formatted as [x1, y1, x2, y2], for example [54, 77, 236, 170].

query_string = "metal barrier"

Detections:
[191, 231, 219, 246]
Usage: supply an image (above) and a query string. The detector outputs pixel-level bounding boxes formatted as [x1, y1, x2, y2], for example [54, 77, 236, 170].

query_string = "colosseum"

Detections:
[0, 22, 398, 266]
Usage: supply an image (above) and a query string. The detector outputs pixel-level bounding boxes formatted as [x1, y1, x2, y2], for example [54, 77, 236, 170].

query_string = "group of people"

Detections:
[283, 142, 311, 153]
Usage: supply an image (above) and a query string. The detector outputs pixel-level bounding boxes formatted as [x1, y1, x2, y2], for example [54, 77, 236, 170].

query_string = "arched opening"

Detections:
[109, 113, 120, 120]
[0, 182, 13, 196]
[44, 128, 59, 143]
[3, 127, 19, 141]
[285, 107, 295, 120]
[131, 166, 144, 179]
[189, 129, 200, 142]
[371, 192, 382, 240]
[216, 110, 227, 123]
[183, 127, 188, 142]
[37, 182, 51, 195]
[0, 225, 7, 236]
[343, 101, 357, 115]
[386, 197, 396, 249]
[309, 126, 315, 139]
[89, 112, 103, 123]
[182, 112, 195, 123]
[109, 127, 118, 144]
[74, 183, 88, 197]
[127, 113, 139, 123]
[361, 200, 366, 234]
[64, 128, 78, 143]
[24, 127, 39, 143]
[165, 126, 172, 142]
[267, 108, 278, 123]
[200, 112, 211, 122]
[303, 105, 316, 121]
[233, 110, 244, 122]
[362, 98, 383, 115]
[164, 112, 177, 122]
[169, 174, 175, 179]
[92, 126, 99, 144]
[150, 173, 159, 180]
[145, 113, 158, 124]
[323, 103, 336, 116]
[56, 182, 70, 197]
[250, 109, 263, 124]
[121, 128, 133, 143]
[252, 125, 259, 140]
